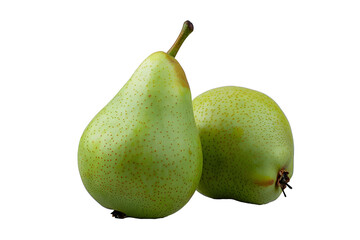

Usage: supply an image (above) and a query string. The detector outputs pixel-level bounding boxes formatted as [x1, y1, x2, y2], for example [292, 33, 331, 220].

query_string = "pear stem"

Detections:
[167, 20, 194, 58]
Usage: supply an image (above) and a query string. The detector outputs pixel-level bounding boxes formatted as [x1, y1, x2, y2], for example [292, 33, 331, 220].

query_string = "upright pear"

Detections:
[193, 86, 293, 204]
[78, 21, 202, 218]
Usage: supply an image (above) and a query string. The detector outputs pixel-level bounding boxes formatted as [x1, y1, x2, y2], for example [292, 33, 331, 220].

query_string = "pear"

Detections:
[193, 86, 293, 204]
[78, 21, 202, 219]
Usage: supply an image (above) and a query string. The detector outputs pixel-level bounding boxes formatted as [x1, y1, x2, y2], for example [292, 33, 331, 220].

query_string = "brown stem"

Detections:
[167, 20, 194, 58]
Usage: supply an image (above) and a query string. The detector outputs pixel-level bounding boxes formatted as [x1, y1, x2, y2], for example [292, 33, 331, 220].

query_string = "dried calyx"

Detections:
[277, 169, 292, 197]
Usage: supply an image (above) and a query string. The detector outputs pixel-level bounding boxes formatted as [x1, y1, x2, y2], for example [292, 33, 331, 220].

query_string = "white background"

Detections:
[1, 1, 359, 239]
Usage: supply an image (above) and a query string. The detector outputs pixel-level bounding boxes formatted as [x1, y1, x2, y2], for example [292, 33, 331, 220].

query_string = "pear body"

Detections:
[193, 86, 293, 204]
[78, 52, 202, 218]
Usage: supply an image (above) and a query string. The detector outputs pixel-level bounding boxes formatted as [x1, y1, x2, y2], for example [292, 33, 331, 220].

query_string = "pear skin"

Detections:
[193, 86, 293, 204]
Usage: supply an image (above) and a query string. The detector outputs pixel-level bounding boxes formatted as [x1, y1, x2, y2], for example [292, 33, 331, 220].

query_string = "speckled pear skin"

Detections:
[193, 86, 293, 204]
[78, 51, 202, 218]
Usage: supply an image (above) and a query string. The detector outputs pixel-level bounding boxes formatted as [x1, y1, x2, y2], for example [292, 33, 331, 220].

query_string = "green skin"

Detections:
[78, 50, 203, 218]
[193, 86, 294, 204]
